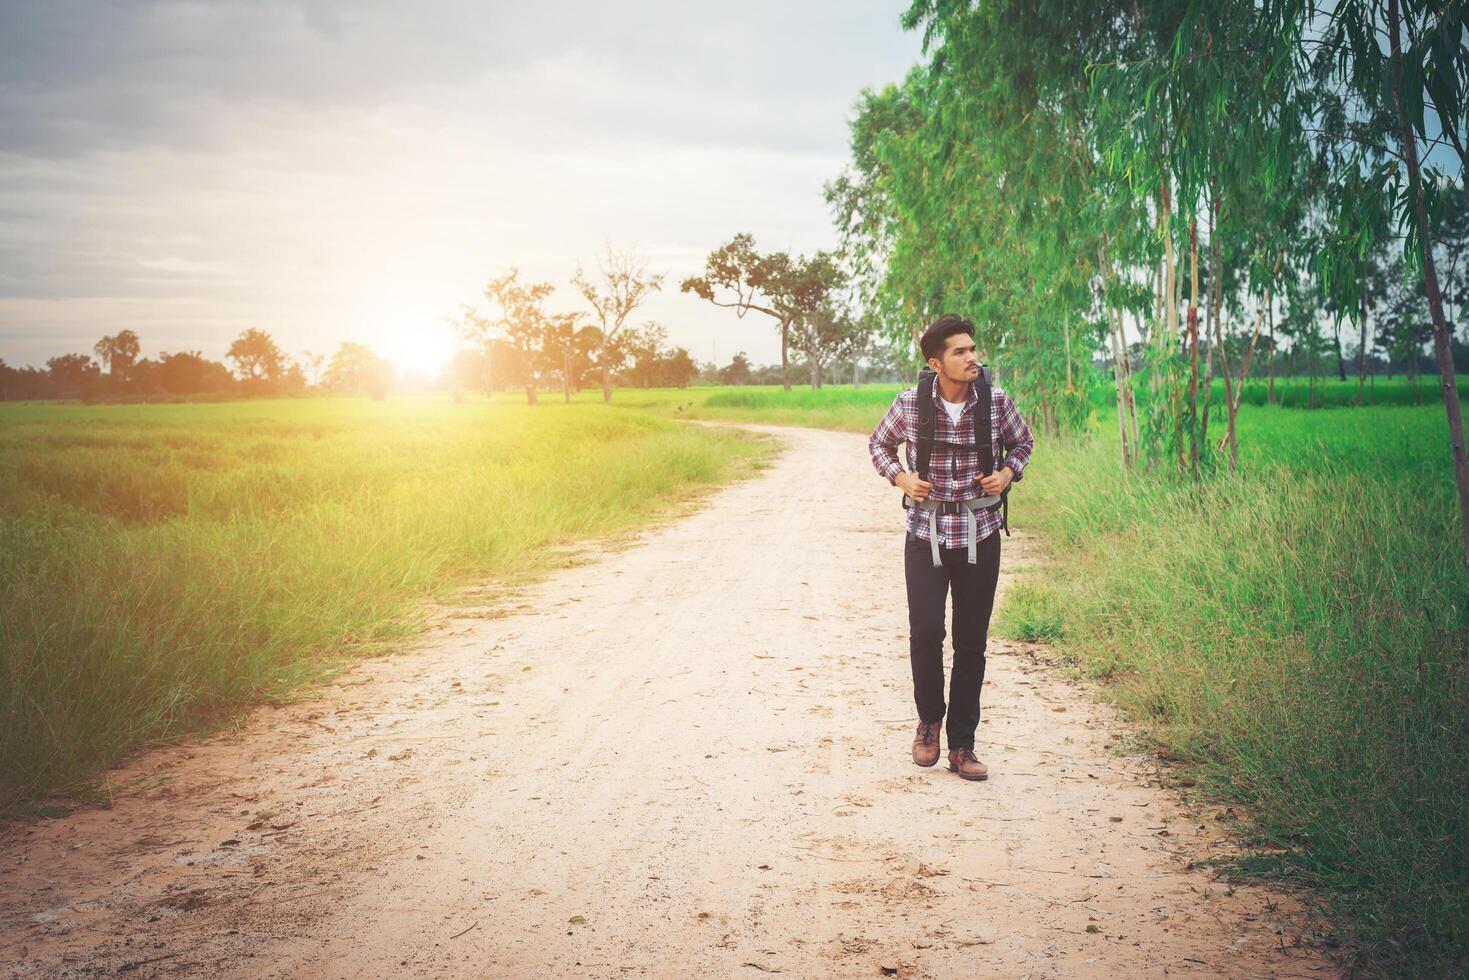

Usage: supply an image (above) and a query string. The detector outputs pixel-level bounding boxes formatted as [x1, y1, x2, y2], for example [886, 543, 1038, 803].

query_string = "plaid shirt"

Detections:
[869, 380, 1035, 548]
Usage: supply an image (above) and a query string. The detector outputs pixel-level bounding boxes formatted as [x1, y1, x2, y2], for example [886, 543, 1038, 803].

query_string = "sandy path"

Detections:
[1, 425, 1336, 979]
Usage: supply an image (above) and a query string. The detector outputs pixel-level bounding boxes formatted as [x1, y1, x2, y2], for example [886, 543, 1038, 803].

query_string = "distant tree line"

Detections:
[0, 327, 396, 402]
[449, 247, 708, 405]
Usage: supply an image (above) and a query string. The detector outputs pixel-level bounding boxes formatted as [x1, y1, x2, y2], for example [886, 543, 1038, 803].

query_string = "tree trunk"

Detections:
[852, 357, 860, 389]
[1213, 287, 1240, 475]
[1163, 182, 1183, 472]
[563, 351, 572, 404]
[1112, 312, 1131, 467]
[781, 320, 792, 392]
[1124, 310, 1140, 450]
[1333, 319, 1347, 381]
[1389, 0, 1469, 572]
[1186, 217, 1201, 477]
[526, 384, 538, 406]
[1098, 241, 1133, 467]
[1148, 256, 1162, 402]
[1216, 292, 1269, 452]
[1357, 281, 1368, 406]
[483, 346, 494, 399]
[1268, 298, 1276, 405]
[601, 360, 612, 403]
[808, 353, 818, 390]
[1122, 308, 1139, 450]
[1200, 194, 1220, 454]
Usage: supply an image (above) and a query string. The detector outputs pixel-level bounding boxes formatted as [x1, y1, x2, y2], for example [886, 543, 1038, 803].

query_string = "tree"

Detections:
[542, 312, 598, 403]
[662, 347, 697, 389]
[792, 301, 859, 389]
[155, 351, 234, 395]
[682, 235, 843, 391]
[483, 268, 556, 406]
[446, 348, 490, 396]
[843, 311, 886, 388]
[719, 351, 753, 386]
[573, 245, 663, 403]
[227, 328, 284, 393]
[299, 349, 327, 388]
[93, 330, 140, 380]
[624, 322, 669, 389]
[324, 342, 395, 399]
[1267, 0, 1469, 568]
[46, 353, 100, 398]
[826, 79, 925, 323]
[446, 304, 498, 397]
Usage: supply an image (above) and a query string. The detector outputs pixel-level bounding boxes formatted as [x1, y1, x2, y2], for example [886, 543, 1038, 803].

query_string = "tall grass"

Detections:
[994, 404, 1468, 975]
[598, 384, 905, 431]
[0, 396, 774, 809]
[1077, 374, 1469, 411]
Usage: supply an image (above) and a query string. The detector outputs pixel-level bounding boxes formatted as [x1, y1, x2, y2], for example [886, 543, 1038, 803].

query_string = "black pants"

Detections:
[904, 529, 1001, 750]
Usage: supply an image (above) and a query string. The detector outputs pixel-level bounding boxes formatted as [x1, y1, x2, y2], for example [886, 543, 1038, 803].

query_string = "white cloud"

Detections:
[0, 0, 922, 369]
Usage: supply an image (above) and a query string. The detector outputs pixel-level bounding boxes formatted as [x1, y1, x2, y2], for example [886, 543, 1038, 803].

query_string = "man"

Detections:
[868, 314, 1035, 781]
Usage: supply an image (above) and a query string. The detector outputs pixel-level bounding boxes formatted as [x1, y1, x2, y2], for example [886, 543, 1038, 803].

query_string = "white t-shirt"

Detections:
[940, 397, 965, 427]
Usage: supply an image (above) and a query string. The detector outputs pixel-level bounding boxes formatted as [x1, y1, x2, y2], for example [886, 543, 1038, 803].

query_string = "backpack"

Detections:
[904, 365, 1010, 536]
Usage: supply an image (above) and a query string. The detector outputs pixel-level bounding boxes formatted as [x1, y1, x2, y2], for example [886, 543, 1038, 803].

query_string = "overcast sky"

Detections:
[0, 0, 923, 374]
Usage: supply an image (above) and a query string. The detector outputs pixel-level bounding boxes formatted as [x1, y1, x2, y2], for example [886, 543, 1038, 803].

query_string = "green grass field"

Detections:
[0, 396, 774, 810]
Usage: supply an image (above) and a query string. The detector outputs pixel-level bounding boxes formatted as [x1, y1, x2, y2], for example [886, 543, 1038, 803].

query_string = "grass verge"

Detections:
[993, 403, 1468, 976]
[0, 396, 776, 811]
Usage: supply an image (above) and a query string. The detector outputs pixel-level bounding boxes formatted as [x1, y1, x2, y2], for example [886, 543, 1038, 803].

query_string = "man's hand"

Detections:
[976, 466, 1014, 497]
[896, 472, 932, 502]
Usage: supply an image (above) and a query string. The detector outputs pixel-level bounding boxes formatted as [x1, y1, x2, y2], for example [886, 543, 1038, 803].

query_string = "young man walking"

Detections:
[868, 314, 1035, 781]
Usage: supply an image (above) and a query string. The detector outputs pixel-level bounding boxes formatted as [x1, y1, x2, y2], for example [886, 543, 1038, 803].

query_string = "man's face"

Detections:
[928, 333, 980, 384]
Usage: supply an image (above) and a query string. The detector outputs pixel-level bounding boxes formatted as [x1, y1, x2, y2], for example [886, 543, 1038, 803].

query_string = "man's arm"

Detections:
[870, 391, 932, 500]
[995, 386, 1034, 481]
[868, 392, 909, 485]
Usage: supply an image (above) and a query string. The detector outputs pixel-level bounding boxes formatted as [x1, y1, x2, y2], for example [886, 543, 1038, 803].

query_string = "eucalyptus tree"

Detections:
[825, 76, 926, 337]
[1298, 0, 1469, 568]
[877, 0, 1463, 514]
[852, 1, 1118, 434]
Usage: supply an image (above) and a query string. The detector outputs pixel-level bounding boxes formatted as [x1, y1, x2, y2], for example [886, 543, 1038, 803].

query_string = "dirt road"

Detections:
[1, 425, 1335, 978]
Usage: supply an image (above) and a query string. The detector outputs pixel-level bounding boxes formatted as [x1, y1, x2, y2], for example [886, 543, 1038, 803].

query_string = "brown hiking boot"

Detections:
[912, 720, 941, 767]
[947, 747, 988, 781]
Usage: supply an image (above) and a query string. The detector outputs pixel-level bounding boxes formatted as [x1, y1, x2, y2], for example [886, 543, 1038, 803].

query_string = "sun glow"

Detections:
[355, 289, 464, 380]
[380, 321, 460, 379]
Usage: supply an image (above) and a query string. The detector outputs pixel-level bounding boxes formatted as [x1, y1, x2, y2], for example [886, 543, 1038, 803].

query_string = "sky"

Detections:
[0, 0, 924, 375]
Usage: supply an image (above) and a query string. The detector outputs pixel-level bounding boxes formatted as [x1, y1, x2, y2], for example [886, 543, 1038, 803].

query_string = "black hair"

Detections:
[919, 313, 975, 362]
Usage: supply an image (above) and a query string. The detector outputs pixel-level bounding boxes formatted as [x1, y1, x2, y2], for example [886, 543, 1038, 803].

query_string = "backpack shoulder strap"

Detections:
[975, 364, 1011, 535]
[974, 365, 994, 476]
[915, 371, 936, 481]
